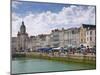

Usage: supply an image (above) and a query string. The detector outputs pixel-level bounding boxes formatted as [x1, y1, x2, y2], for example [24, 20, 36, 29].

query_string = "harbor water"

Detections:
[12, 58, 95, 74]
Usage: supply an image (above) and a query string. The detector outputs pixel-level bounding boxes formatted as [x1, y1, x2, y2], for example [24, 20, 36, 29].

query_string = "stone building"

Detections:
[11, 22, 96, 52]
[49, 28, 80, 48]
[50, 28, 66, 48]
[80, 24, 96, 47]
[86, 26, 96, 48]
[11, 37, 17, 52]
[16, 21, 29, 52]
[36, 34, 51, 48]
[64, 28, 80, 47]
[45, 34, 51, 47]
[50, 29, 62, 48]
[28, 36, 37, 51]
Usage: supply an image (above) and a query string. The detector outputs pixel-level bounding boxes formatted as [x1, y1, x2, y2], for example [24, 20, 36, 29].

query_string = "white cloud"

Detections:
[12, 1, 21, 9]
[12, 5, 95, 37]
[12, 13, 22, 36]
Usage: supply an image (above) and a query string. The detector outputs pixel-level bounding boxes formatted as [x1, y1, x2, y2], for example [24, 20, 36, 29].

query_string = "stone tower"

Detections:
[20, 21, 26, 34]
[17, 21, 29, 52]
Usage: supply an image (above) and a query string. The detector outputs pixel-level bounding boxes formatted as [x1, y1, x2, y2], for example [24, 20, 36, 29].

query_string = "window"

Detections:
[90, 37, 92, 41]
[72, 30, 75, 34]
[81, 33, 83, 36]
[87, 32, 88, 35]
[81, 39, 83, 42]
[90, 31, 92, 35]
[53, 39, 59, 41]
[87, 37, 88, 41]
[41, 38, 46, 41]
[53, 35, 59, 37]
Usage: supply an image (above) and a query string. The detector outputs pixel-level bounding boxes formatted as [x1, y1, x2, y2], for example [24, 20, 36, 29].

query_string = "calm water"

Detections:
[12, 58, 95, 74]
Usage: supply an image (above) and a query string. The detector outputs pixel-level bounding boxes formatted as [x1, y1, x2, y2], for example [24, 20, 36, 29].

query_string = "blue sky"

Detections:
[13, 1, 65, 14]
[12, 0, 96, 37]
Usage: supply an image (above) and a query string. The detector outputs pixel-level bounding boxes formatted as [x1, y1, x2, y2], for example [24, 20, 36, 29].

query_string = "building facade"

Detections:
[50, 29, 65, 48]
[28, 36, 37, 51]
[86, 27, 96, 47]
[80, 24, 96, 47]
[80, 24, 87, 46]
[64, 28, 80, 47]
[11, 37, 17, 52]
[11, 22, 96, 52]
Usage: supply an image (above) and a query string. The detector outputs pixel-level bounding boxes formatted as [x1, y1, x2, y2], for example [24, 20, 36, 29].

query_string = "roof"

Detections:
[82, 24, 96, 29]
[52, 29, 60, 32]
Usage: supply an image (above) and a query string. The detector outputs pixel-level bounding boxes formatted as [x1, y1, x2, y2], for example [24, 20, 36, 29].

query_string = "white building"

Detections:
[49, 28, 80, 48]
[28, 36, 37, 51]
[12, 22, 96, 52]
[50, 29, 62, 48]
[35, 34, 51, 49]
[64, 28, 80, 47]
[86, 27, 96, 48]
[79, 24, 96, 47]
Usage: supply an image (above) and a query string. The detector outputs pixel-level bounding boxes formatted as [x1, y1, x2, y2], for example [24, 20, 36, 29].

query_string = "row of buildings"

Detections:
[12, 21, 96, 52]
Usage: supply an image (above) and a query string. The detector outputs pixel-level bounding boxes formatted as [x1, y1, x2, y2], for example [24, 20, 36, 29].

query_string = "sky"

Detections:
[12, 0, 96, 37]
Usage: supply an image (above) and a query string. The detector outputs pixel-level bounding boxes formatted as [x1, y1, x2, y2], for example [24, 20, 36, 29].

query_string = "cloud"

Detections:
[12, 13, 22, 36]
[12, 5, 95, 37]
[12, 1, 22, 9]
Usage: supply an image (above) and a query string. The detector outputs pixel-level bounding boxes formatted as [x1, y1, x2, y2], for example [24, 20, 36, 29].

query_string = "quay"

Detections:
[12, 52, 96, 65]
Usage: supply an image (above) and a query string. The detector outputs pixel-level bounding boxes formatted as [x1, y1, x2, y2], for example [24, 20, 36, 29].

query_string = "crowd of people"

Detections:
[13, 45, 96, 57]
[37, 45, 96, 56]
